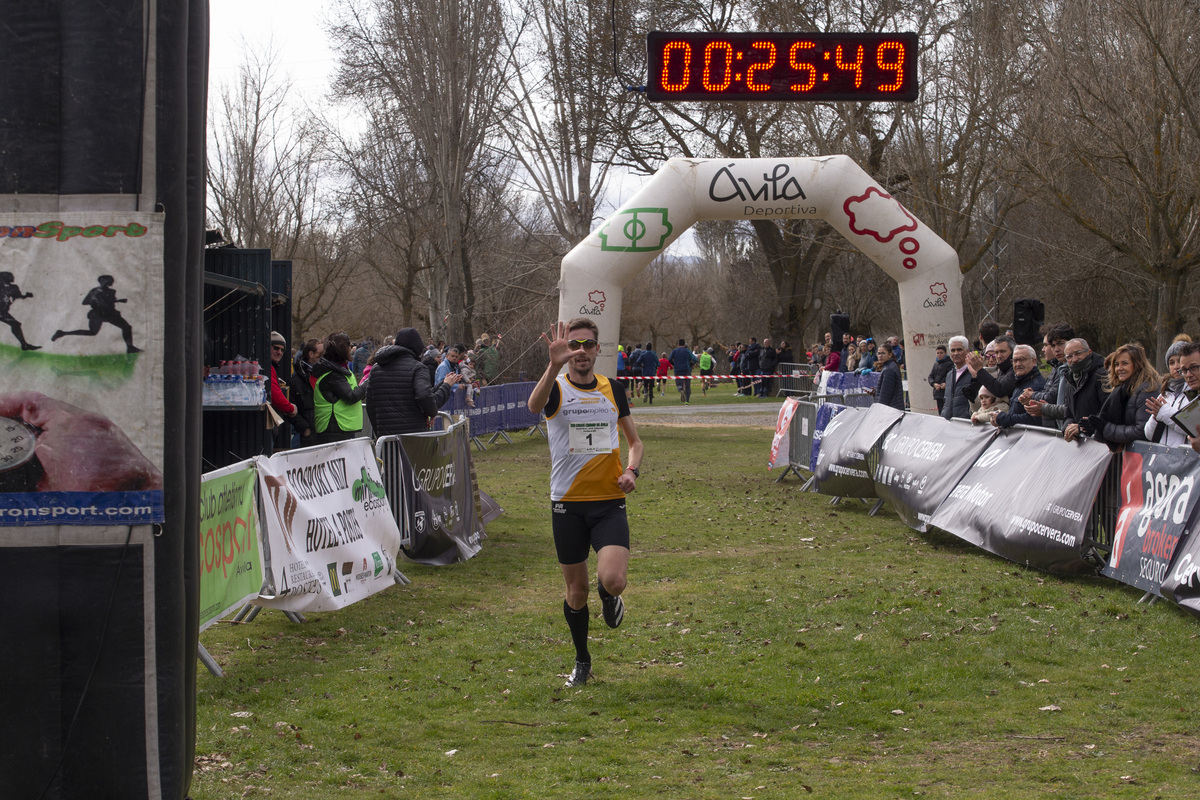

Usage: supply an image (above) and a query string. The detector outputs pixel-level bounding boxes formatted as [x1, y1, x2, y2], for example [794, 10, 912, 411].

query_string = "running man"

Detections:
[52, 275, 141, 353]
[0, 271, 40, 351]
[527, 318, 644, 688]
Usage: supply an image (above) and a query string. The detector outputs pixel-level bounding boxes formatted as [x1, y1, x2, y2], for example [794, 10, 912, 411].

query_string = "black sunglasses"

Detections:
[567, 338, 598, 350]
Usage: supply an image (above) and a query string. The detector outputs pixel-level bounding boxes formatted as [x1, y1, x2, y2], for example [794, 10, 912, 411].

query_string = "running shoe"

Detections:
[601, 593, 625, 628]
[565, 660, 593, 687]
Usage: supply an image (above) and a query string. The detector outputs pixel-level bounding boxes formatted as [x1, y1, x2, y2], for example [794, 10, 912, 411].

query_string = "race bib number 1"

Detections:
[568, 421, 612, 455]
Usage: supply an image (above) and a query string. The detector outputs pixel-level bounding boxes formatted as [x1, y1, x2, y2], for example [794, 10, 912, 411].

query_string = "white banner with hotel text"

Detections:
[254, 439, 402, 613]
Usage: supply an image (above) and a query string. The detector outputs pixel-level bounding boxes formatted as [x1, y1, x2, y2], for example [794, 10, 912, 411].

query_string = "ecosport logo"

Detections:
[598, 208, 673, 252]
[352, 466, 388, 512]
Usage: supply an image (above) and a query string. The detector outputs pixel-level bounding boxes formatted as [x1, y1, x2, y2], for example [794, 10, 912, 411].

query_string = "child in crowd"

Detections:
[971, 386, 1009, 425]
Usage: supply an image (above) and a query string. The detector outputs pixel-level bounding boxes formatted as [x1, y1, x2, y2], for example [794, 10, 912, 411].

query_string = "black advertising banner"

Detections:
[398, 424, 484, 566]
[813, 404, 904, 499]
[1162, 527, 1200, 618]
[930, 429, 1112, 574]
[1103, 442, 1200, 596]
[874, 415, 997, 532]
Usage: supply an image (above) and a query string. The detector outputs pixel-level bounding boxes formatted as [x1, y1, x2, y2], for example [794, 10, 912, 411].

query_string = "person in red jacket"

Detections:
[269, 331, 309, 445]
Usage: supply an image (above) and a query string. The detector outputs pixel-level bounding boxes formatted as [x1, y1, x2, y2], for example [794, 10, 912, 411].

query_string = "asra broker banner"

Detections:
[874, 414, 996, 532]
[199, 461, 263, 631]
[0, 213, 164, 525]
[930, 428, 1112, 574]
[254, 438, 401, 613]
[1103, 442, 1200, 597]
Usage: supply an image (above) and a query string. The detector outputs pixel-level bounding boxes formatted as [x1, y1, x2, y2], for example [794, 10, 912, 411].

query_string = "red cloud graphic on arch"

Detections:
[930, 282, 948, 299]
[843, 187, 919, 243]
[588, 290, 606, 305]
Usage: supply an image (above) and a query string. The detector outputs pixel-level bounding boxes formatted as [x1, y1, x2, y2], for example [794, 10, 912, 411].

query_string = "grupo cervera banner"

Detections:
[398, 422, 484, 566]
[768, 397, 800, 469]
[1103, 442, 1200, 596]
[810, 401, 848, 471]
[255, 439, 401, 612]
[813, 403, 904, 499]
[0, 213, 164, 525]
[1162, 520, 1200, 618]
[199, 461, 264, 631]
[930, 429, 1112, 574]
[874, 415, 996, 532]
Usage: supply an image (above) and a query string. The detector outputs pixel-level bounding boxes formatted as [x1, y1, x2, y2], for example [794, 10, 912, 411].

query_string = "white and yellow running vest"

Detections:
[545, 374, 625, 502]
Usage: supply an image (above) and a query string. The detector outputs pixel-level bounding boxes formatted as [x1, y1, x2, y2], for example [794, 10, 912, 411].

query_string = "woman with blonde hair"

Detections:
[1079, 342, 1159, 448]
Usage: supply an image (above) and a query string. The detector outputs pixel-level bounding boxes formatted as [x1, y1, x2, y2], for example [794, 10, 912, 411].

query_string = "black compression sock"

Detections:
[564, 600, 590, 663]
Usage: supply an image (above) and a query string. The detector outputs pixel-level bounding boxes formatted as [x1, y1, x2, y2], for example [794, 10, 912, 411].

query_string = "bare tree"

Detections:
[206, 47, 325, 257]
[504, 0, 638, 250]
[331, 0, 517, 345]
[1020, 0, 1200, 360]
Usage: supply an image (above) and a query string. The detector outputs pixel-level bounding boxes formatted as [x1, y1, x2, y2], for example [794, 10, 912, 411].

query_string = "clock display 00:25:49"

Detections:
[646, 31, 919, 103]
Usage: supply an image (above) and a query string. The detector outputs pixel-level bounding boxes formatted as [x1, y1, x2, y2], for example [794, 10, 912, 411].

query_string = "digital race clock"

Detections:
[646, 31, 918, 102]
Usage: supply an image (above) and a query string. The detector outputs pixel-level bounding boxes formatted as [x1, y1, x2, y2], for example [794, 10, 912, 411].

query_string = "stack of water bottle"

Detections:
[202, 357, 266, 406]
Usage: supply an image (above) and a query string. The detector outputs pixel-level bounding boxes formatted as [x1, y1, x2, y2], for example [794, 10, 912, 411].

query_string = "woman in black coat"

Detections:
[872, 343, 906, 411]
[366, 328, 459, 437]
[1080, 342, 1158, 449]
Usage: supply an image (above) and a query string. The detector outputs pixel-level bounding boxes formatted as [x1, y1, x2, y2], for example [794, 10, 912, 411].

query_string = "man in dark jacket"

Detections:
[965, 335, 1015, 401]
[367, 328, 459, 437]
[743, 337, 762, 394]
[927, 345, 952, 413]
[990, 345, 1048, 428]
[1020, 323, 1074, 430]
[941, 336, 973, 420]
[758, 338, 778, 397]
[670, 339, 698, 404]
[639, 344, 658, 404]
[1026, 338, 1108, 442]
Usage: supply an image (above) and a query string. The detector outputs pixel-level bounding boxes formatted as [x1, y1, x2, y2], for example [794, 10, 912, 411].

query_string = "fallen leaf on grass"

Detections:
[1039, 705, 1062, 712]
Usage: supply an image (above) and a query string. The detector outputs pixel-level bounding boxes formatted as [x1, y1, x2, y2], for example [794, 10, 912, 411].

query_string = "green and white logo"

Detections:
[598, 208, 673, 252]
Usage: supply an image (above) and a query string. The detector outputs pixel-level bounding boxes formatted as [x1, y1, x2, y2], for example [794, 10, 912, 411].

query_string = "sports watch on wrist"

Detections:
[0, 416, 44, 493]
[627, 466, 639, 478]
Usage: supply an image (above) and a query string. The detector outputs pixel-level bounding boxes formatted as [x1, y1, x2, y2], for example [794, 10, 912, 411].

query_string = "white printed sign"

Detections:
[255, 439, 402, 612]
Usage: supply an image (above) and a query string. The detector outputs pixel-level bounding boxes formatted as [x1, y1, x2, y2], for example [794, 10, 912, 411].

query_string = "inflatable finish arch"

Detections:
[557, 156, 963, 414]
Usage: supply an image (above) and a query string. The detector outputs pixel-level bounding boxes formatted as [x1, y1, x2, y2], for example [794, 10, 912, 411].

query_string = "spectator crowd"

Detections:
[266, 329, 506, 449]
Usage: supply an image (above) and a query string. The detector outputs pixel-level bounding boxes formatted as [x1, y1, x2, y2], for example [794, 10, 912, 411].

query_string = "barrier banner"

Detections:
[1162, 524, 1200, 618]
[397, 422, 484, 565]
[810, 402, 848, 471]
[0, 212, 165, 525]
[255, 439, 402, 612]
[768, 397, 800, 469]
[930, 429, 1112, 574]
[874, 414, 996, 532]
[198, 461, 263, 631]
[814, 404, 904, 498]
[1103, 443, 1200, 596]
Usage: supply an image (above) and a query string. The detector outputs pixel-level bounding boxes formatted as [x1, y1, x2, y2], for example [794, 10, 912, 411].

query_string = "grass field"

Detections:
[192, 420, 1200, 799]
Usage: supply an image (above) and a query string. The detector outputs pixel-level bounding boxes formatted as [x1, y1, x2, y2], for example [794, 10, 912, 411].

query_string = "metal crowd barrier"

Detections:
[434, 380, 544, 449]
[816, 370, 879, 408]
[778, 363, 819, 397]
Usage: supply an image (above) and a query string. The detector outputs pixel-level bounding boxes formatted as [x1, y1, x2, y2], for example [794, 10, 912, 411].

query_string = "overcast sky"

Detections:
[204, 0, 690, 251]
[208, 0, 337, 99]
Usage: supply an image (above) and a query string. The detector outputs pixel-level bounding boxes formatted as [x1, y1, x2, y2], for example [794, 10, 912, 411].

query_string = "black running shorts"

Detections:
[551, 498, 630, 565]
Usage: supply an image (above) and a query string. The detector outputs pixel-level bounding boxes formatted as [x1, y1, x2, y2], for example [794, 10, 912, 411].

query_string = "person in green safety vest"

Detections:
[311, 332, 369, 444]
[698, 347, 715, 395]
